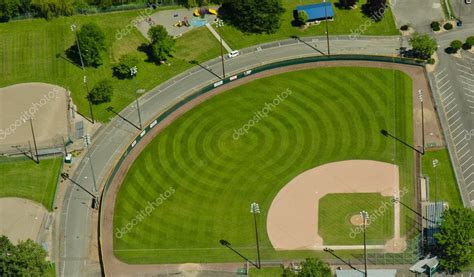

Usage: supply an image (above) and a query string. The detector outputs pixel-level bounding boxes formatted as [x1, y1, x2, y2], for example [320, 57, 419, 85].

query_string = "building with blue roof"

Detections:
[295, 2, 335, 22]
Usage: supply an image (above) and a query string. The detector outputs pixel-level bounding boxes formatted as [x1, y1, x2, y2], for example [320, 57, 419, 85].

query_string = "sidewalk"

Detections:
[206, 23, 233, 53]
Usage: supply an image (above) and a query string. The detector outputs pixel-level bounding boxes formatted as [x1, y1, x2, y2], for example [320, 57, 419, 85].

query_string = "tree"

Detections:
[281, 258, 332, 277]
[31, 0, 74, 19]
[0, 236, 50, 276]
[339, 0, 357, 8]
[88, 79, 114, 104]
[409, 32, 437, 59]
[362, 0, 387, 21]
[0, 0, 20, 22]
[434, 208, 474, 274]
[450, 40, 462, 53]
[293, 10, 308, 26]
[147, 25, 175, 63]
[466, 36, 474, 47]
[113, 54, 140, 79]
[69, 23, 106, 67]
[219, 0, 285, 34]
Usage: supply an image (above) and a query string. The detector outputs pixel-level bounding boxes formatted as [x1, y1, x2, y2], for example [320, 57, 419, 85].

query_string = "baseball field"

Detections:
[112, 66, 415, 264]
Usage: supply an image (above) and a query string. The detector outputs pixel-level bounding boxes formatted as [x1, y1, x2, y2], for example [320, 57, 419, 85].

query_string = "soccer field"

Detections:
[112, 67, 414, 264]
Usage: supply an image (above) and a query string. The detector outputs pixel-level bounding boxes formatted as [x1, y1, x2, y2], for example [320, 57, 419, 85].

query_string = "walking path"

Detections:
[206, 23, 233, 53]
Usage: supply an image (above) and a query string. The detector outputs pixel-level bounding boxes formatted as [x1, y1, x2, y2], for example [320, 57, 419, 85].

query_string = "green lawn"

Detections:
[249, 266, 284, 276]
[0, 10, 221, 122]
[219, 0, 399, 49]
[113, 67, 414, 264]
[319, 193, 394, 245]
[422, 149, 463, 208]
[0, 156, 62, 211]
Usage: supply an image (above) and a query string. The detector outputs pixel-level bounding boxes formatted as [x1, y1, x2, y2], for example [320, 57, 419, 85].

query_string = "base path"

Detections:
[267, 160, 400, 251]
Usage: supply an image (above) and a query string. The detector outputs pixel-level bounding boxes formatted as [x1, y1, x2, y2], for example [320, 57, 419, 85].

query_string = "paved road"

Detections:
[59, 23, 474, 276]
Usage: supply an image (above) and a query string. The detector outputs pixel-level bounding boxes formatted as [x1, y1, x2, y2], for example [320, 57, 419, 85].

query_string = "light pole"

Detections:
[432, 159, 439, 204]
[130, 66, 142, 130]
[418, 90, 425, 155]
[250, 202, 261, 269]
[323, 0, 331, 56]
[360, 211, 368, 277]
[28, 118, 39, 164]
[61, 173, 98, 208]
[71, 23, 95, 123]
[84, 134, 98, 194]
[215, 19, 226, 79]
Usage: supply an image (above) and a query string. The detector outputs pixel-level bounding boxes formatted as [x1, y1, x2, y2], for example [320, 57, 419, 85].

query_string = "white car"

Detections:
[227, 50, 240, 58]
[466, 0, 472, 4]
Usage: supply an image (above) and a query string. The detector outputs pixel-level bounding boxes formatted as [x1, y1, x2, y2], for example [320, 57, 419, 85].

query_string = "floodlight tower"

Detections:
[250, 202, 261, 269]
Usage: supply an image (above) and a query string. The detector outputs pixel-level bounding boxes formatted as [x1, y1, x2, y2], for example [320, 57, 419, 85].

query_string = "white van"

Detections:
[228, 50, 240, 58]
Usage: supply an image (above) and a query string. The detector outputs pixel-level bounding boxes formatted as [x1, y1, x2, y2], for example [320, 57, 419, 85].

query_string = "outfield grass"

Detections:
[422, 148, 462, 208]
[0, 156, 62, 211]
[219, 0, 399, 49]
[113, 67, 414, 264]
[319, 193, 394, 245]
[0, 10, 221, 122]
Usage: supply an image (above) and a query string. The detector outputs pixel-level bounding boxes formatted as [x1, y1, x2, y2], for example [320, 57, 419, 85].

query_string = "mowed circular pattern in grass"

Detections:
[113, 67, 414, 264]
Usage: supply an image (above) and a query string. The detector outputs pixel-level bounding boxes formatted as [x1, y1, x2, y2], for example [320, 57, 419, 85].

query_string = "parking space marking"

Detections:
[455, 136, 466, 147]
[459, 149, 471, 160]
[452, 123, 463, 134]
[442, 91, 454, 101]
[438, 79, 451, 89]
[449, 115, 461, 127]
[457, 63, 471, 70]
[466, 172, 474, 181]
[463, 163, 473, 173]
[460, 157, 473, 168]
[447, 111, 459, 121]
[461, 80, 474, 87]
[444, 97, 457, 108]
[457, 142, 469, 153]
[435, 68, 446, 77]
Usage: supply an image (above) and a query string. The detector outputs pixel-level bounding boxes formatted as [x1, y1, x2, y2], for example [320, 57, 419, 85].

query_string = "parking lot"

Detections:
[432, 52, 474, 207]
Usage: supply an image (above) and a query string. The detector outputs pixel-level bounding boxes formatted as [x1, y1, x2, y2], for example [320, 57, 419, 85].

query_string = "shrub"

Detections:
[88, 79, 113, 104]
[294, 10, 308, 26]
[113, 54, 140, 80]
[466, 36, 474, 47]
[450, 40, 462, 53]
[400, 25, 409, 31]
[443, 22, 453, 30]
[430, 21, 440, 31]
[462, 43, 471, 50]
[427, 57, 435, 64]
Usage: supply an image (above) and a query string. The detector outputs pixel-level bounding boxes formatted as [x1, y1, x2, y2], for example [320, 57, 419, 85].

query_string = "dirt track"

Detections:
[100, 61, 442, 276]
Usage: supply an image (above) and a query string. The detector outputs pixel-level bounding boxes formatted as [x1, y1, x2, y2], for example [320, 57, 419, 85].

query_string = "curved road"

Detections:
[59, 24, 474, 276]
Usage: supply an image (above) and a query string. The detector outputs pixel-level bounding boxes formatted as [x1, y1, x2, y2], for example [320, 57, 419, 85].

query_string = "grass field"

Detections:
[319, 193, 394, 245]
[0, 156, 62, 211]
[422, 149, 462, 208]
[112, 67, 414, 264]
[219, 0, 399, 49]
[0, 10, 221, 122]
[248, 266, 284, 276]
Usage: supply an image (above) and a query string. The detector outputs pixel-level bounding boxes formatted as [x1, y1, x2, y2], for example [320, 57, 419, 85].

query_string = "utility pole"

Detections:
[71, 23, 95, 123]
[130, 66, 142, 130]
[250, 203, 261, 269]
[61, 173, 98, 208]
[216, 19, 226, 79]
[28, 118, 39, 164]
[361, 211, 368, 277]
[84, 134, 98, 194]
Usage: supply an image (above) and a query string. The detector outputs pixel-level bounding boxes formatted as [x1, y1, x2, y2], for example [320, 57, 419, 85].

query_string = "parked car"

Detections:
[466, 0, 472, 4]
[228, 50, 240, 58]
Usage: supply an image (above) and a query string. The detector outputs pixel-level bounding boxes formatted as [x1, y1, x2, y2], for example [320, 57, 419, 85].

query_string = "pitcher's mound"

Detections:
[350, 214, 369, 226]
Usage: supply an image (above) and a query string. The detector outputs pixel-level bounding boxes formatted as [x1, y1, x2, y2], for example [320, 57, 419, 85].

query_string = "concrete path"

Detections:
[206, 23, 233, 53]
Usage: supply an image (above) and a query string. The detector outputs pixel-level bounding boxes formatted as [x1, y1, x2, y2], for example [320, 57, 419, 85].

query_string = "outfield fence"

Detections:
[98, 54, 426, 275]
